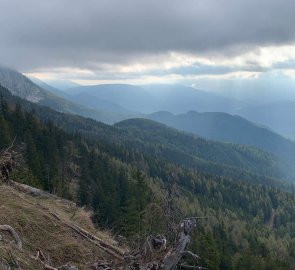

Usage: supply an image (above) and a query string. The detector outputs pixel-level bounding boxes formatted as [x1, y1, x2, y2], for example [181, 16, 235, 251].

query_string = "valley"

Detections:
[2, 2, 295, 269]
[1, 69, 295, 269]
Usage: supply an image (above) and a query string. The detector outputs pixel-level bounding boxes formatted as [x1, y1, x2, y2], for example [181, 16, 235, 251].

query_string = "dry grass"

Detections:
[0, 184, 126, 269]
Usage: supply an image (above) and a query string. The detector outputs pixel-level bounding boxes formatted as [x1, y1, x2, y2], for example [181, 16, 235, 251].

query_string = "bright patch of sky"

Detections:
[25, 44, 295, 87]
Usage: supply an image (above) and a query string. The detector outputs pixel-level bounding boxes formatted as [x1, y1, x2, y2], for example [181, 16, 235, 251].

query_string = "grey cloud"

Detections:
[0, 0, 295, 72]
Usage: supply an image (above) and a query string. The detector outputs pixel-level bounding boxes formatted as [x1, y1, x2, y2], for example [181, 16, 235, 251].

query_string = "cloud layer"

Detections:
[1, 0, 295, 82]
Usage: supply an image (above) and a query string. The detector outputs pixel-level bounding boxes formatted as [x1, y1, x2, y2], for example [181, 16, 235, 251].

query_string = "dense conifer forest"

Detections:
[1, 85, 295, 269]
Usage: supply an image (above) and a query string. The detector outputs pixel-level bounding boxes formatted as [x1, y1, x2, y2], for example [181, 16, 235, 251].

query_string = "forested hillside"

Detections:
[0, 85, 293, 184]
[146, 110, 295, 165]
[1, 84, 295, 269]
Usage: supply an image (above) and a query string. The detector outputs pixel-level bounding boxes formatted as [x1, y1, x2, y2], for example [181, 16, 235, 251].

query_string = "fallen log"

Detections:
[9, 180, 77, 209]
[50, 212, 124, 261]
[0, 225, 22, 250]
[9, 180, 55, 198]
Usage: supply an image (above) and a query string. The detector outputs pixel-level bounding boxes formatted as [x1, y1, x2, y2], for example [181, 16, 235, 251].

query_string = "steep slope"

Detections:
[146, 111, 295, 165]
[29, 76, 71, 99]
[0, 84, 292, 182]
[0, 67, 129, 124]
[0, 66, 50, 103]
[1, 86, 295, 269]
[0, 183, 124, 270]
[115, 118, 293, 180]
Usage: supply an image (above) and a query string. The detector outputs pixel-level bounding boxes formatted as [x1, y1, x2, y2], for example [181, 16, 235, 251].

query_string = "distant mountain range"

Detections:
[31, 77, 129, 114]
[0, 67, 133, 124]
[69, 92, 131, 113]
[236, 100, 295, 139]
[115, 118, 295, 181]
[65, 83, 247, 114]
[61, 82, 295, 139]
[146, 111, 295, 165]
[1, 81, 292, 181]
[41, 79, 80, 90]
[2, 66, 295, 160]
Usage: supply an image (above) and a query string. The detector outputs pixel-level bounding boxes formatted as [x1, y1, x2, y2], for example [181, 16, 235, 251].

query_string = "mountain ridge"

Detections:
[0, 83, 292, 183]
[0, 67, 132, 124]
[236, 100, 295, 139]
[145, 110, 295, 166]
[1, 82, 295, 269]
[66, 83, 246, 114]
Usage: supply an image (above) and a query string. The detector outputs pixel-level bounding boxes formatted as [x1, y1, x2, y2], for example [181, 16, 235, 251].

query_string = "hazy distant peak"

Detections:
[0, 66, 48, 103]
[42, 79, 80, 91]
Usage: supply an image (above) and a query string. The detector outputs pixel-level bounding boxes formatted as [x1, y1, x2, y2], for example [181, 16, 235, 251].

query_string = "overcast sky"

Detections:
[1, 0, 295, 87]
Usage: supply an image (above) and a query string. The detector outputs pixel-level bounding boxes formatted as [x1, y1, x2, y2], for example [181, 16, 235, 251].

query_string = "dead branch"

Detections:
[0, 137, 16, 155]
[181, 251, 200, 261]
[163, 217, 205, 270]
[112, 180, 208, 270]
[50, 211, 124, 261]
[31, 248, 46, 262]
[7, 249, 21, 269]
[0, 143, 17, 183]
[0, 225, 22, 250]
[178, 264, 207, 270]
[32, 249, 79, 270]
[43, 263, 58, 270]
[0, 257, 10, 270]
